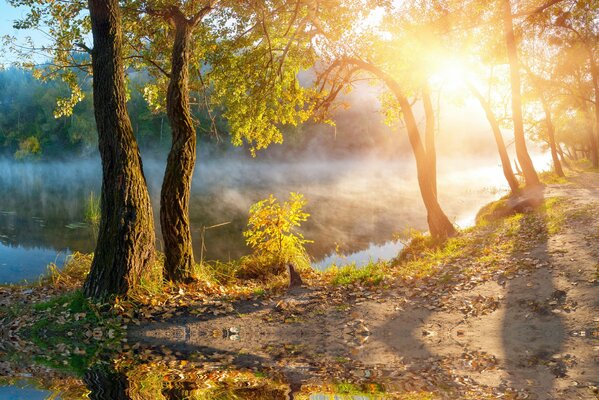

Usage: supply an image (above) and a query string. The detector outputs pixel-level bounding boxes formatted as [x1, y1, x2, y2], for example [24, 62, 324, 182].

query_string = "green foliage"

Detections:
[242, 192, 312, 277]
[14, 136, 41, 160]
[328, 262, 386, 286]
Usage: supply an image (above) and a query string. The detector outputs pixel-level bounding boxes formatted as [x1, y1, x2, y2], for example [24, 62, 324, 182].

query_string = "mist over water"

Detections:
[0, 150, 551, 283]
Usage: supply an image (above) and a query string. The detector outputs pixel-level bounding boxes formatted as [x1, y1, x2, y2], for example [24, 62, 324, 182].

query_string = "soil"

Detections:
[130, 172, 599, 399]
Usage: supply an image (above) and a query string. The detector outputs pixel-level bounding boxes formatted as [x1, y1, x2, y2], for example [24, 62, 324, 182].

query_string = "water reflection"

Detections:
[0, 157, 513, 283]
[0, 383, 52, 400]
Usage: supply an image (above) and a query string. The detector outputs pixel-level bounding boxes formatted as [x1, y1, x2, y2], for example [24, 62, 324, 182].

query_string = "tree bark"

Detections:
[501, 0, 541, 187]
[84, 366, 130, 400]
[467, 82, 521, 193]
[161, 8, 197, 282]
[422, 84, 437, 198]
[83, 0, 156, 300]
[540, 98, 565, 177]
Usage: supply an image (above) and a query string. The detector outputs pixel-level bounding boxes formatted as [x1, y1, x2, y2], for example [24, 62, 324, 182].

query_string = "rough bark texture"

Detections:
[83, 0, 156, 300]
[468, 83, 520, 193]
[501, 0, 541, 187]
[422, 85, 438, 198]
[161, 9, 197, 282]
[540, 99, 565, 177]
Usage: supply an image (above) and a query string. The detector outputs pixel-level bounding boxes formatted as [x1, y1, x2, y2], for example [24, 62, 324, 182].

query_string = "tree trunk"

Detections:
[582, 105, 599, 167]
[590, 55, 599, 148]
[84, 366, 129, 400]
[556, 144, 570, 169]
[467, 82, 520, 193]
[501, 0, 541, 187]
[161, 10, 197, 282]
[83, 0, 156, 300]
[339, 58, 456, 239]
[396, 94, 455, 239]
[422, 84, 437, 198]
[540, 99, 565, 177]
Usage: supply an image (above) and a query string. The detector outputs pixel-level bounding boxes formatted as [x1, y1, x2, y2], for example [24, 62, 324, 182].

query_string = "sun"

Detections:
[429, 58, 472, 94]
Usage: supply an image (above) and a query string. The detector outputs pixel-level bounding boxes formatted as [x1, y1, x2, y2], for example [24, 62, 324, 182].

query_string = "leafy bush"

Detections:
[14, 136, 41, 160]
[241, 192, 312, 278]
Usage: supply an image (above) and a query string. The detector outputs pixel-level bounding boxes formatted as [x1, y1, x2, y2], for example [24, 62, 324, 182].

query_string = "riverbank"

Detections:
[1, 170, 598, 399]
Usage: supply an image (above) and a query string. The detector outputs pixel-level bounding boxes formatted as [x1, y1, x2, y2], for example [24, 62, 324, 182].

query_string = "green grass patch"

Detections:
[539, 170, 569, 185]
[328, 261, 386, 286]
[391, 196, 569, 283]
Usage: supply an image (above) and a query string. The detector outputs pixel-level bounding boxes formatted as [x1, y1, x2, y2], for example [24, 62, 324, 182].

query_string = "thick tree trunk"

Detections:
[84, 366, 129, 400]
[83, 0, 156, 300]
[501, 0, 540, 187]
[540, 99, 565, 177]
[467, 83, 520, 193]
[161, 10, 197, 282]
[422, 84, 437, 198]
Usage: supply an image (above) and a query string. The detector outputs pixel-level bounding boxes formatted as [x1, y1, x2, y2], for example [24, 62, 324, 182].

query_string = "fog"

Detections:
[0, 145, 551, 282]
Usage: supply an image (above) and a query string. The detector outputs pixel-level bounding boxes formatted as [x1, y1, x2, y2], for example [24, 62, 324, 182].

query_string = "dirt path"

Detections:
[130, 172, 599, 399]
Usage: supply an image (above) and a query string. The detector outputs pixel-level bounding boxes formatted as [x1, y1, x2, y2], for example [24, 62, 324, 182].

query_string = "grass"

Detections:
[539, 170, 569, 185]
[327, 261, 387, 286]
[84, 191, 101, 226]
[39, 252, 92, 290]
[388, 196, 570, 283]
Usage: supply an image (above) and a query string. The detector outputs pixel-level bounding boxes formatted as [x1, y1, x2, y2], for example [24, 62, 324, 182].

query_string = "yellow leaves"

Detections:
[243, 192, 312, 273]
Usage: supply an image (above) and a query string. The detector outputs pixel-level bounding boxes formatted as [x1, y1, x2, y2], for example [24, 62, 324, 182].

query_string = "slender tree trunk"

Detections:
[556, 144, 570, 169]
[422, 84, 437, 198]
[540, 99, 565, 177]
[583, 106, 599, 167]
[467, 83, 520, 193]
[161, 10, 197, 282]
[400, 96, 456, 239]
[83, 0, 156, 300]
[501, 0, 540, 187]
[590, 55, 599, 148]
[341, 58, 455, 239]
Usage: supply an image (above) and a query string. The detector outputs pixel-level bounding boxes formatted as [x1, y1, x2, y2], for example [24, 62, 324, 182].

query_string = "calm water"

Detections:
[0, 155, 550, 283]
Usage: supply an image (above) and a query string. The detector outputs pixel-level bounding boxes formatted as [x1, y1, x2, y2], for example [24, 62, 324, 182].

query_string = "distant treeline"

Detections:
[0, 68, 233, 159]
[0, 68, 432, 161]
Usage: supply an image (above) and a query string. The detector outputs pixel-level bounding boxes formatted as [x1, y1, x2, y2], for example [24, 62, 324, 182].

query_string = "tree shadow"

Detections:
[502, 188, 566, 397]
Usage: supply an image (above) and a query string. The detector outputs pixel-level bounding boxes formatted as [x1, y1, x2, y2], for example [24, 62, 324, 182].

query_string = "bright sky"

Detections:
[0, 0, 49, 65]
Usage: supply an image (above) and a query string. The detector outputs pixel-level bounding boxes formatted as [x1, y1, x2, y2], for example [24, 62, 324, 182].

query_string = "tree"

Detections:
[317, 56, 456, 239]
[467, 81, 521, 193]
[124, 0, 319, 281]
[500, 0, 540, 187]
[82, 0, 157, 299]
[131, 1, 218, 283]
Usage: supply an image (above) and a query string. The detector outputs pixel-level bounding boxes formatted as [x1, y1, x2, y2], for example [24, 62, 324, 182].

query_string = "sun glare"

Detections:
[430, 58, 472, 94]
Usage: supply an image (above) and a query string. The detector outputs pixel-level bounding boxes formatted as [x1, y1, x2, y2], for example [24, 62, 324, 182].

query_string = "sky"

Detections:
[0, 0, 49, 65]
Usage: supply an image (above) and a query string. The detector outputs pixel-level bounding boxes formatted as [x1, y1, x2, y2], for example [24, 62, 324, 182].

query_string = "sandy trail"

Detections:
[130, 172, 599, 399]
